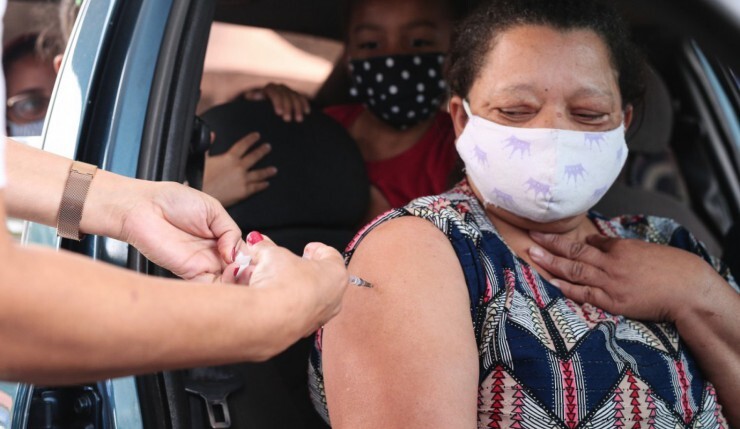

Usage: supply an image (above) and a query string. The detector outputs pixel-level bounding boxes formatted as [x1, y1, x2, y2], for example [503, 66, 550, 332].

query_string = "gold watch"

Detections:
[56, 161, 98, 240]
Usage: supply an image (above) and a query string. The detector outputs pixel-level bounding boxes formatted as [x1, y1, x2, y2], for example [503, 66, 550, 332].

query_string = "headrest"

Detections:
[202, 99, 369, 233]
[625, 66, 674, 154]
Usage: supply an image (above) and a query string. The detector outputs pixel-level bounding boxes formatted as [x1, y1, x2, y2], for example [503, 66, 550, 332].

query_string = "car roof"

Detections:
[214, 0, 346, 40]
[214, 0, 740, 71]
[213, 0, 478, 41]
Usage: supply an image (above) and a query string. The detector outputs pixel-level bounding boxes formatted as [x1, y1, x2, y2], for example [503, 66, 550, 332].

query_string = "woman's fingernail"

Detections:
[233, 266, 240, 277]
[550, 279, 562, 288]
[247, 231, 264, 245]
[234, 252, 251, 266]
[530, 231, 545, 240]
[529, 246, 545, 259]
[232, 246, 237, 263]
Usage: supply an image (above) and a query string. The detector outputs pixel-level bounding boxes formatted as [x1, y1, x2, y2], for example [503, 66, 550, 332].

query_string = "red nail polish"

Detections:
[234, 267, 240, 277]
[247, 231, 264, 245]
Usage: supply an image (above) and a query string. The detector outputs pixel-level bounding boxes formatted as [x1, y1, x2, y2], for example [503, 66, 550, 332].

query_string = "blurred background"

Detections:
[3, 0, 343, 115]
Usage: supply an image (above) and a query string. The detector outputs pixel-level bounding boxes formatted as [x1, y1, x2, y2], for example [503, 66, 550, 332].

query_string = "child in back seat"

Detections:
[217, 0, 464, 221]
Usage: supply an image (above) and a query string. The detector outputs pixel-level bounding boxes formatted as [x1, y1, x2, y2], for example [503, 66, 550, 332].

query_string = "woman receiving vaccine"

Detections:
[308, 0, 740, 426]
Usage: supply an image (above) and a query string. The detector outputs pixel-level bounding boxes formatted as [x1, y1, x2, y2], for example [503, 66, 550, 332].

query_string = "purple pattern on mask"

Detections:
[616, 146, 624, 163]
[492, 188, 516, 209]
[504, 135, 532, 159]
[473, 145, 488, 166]
[525, 178, 551, 199]
[584, 133, 606, 150]
[564, 164, 587, 183]
[591, 185, 609, 201]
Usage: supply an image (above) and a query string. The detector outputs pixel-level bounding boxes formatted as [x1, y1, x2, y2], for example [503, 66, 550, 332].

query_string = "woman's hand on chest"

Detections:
[526, 231, 728, 323]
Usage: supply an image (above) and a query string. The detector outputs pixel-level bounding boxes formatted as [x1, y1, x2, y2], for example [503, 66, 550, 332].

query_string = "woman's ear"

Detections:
[53, 55, 63, 74]
[449, 95, 468, 138]
[623, 104, 634, 130]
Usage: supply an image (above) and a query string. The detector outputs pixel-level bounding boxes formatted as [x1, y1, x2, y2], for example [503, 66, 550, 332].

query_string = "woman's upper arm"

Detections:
[322, 216, 479, 428]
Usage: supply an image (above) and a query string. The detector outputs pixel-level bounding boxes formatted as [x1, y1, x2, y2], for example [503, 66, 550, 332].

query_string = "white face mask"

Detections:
[8, 118, 45, 137]
[456, 100, 628, 223]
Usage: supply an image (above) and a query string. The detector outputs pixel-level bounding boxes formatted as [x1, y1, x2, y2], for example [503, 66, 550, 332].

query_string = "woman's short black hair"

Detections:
[446, 0, 645, 107]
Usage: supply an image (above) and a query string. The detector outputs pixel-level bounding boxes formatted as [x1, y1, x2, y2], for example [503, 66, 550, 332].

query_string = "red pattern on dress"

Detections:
[627, 370, 644, 429]
[486, 366, 507, 428]
[646, 389, 656, 429]
[561, 360, 579, 428]
[510, 385, 525, 429]
[521, 265, 546, 308]
[675, 360, 693, 423]
[614, 387, 626, 427]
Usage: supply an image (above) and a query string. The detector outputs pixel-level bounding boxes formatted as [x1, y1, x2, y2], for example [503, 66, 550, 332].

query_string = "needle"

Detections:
[349, 275, 373, 288]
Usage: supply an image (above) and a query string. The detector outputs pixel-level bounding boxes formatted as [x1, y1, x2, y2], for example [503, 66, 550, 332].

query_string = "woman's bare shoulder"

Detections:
[353, 215, 452, 263]
[346, 215, 463, 301]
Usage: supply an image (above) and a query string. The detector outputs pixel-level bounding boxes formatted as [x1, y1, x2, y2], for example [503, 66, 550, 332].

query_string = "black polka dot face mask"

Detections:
[348, 52, 447, 130]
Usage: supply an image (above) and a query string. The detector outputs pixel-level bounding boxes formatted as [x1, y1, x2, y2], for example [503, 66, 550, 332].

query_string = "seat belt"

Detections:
[185, 367, 243, 429]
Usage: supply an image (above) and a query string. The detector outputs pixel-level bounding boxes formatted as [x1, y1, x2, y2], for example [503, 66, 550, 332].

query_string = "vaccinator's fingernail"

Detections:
[247, 231, 264, 245]
[232, 247, 237, 263]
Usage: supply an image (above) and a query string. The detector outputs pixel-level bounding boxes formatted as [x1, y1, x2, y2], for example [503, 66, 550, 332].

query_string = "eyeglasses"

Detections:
[7, 90, 50, 123]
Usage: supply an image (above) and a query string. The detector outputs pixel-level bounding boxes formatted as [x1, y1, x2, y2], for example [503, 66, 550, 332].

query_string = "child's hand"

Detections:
[244, 83, 311, 122]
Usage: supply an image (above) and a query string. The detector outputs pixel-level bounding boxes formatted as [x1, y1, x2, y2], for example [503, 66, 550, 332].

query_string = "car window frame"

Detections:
[8, 0, 183, 427]
[132, 0, 216, 426]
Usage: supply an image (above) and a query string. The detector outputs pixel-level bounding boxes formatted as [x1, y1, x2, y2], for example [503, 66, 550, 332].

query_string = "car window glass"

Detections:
[693, 43, 740, 151]
[0, 383, 18, 429]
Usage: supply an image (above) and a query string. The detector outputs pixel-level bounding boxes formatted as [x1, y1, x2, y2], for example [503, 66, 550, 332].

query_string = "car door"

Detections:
[3, 0, 213, 427]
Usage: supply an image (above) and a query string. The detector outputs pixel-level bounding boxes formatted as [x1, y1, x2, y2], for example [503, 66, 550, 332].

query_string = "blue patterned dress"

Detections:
[309, 181, 736, 428]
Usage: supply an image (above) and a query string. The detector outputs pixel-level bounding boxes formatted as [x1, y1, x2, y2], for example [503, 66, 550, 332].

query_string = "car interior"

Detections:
[4, 0, 739, 427]
[145, 1, 740, 427]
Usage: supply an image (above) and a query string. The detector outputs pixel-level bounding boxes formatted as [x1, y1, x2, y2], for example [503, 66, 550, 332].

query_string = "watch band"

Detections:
[56, 161, 98, 241]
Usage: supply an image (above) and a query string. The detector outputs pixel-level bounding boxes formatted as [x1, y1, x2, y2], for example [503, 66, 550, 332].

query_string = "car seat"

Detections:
[203, 98, 369, 255]
[723, 222, 739, 278]
[184, 99, 369, 429]
[594, 66, 722, 256]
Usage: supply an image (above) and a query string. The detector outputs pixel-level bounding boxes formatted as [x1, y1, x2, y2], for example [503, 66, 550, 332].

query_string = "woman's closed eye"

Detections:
[571, 111, 610, 124]
[497, 108, 537, 122]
